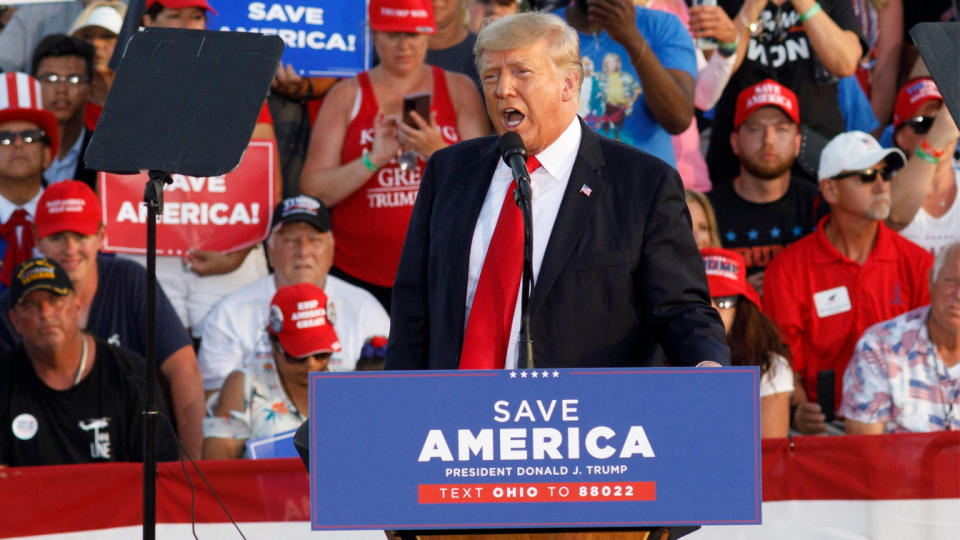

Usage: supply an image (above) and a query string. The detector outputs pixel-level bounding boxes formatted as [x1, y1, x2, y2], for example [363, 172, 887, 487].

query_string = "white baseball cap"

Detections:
[818, 131, 906, 182]
[69, 2, 126, 37]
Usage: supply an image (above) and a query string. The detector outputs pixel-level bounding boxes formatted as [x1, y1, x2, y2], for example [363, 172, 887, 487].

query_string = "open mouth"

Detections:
[502, 108, 525, 129]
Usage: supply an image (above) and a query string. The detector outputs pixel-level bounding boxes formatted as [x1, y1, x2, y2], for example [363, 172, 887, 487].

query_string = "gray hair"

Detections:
[473, 12, 583, 89]
[931, 241, 960, 289]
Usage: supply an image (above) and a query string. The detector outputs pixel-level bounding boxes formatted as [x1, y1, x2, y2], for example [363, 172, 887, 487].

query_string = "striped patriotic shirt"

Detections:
[840, 306, 960, 432]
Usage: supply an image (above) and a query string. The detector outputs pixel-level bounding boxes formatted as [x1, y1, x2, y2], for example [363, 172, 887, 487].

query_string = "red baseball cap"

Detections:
[0, 72, 59, 158]
[734, 79, 800, 129]
[268, 283, 342, 358]
[368, 0, 437, 34]
[35, 180, 102, 240]
[701, 247, 761, 308]
[145, 0, 218, 16]
[893, 77, 942, 130]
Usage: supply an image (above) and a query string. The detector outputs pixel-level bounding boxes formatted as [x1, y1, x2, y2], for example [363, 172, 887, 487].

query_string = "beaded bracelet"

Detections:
[361, 151, 380, 172]
[799, 2, 822, 23]
[914, 146, 939, 164]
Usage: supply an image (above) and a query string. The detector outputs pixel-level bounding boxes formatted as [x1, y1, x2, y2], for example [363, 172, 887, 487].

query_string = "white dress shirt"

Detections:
[465, 117, 583, 369]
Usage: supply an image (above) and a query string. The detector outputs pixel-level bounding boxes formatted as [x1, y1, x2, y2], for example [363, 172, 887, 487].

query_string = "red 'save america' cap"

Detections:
[146, 0, 218, 15]
[893, 77, 942, 130]
[734, 79, 800, 129]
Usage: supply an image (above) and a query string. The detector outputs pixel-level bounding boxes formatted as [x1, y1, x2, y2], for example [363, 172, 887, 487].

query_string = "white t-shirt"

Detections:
[197, 274, 390, 390]
[898, 166, 960, 256]
[760, 354, 794, 398]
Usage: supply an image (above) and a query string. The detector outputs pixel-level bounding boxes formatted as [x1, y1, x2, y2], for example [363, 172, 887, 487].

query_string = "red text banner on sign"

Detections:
[97, 139, 277, 255]
[418, 482, 656, 504]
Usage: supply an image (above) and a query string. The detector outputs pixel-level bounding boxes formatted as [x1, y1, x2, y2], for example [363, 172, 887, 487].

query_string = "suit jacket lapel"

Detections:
[531, 121, 607, 315]
[444, 137, 501, 344]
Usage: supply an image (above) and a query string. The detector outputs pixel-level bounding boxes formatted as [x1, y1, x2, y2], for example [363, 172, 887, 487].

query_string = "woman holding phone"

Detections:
[300, 0, 488, 309]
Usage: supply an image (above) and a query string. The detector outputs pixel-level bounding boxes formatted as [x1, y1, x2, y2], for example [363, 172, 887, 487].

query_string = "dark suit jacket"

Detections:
[386, 119, 729, 369]
[73, 127, 98, 190]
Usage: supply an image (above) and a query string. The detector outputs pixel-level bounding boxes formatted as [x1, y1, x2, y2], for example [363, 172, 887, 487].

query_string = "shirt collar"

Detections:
[531, 116, 581, 184]
[0, 188, 43, 223]
[813, 215, 900, 264]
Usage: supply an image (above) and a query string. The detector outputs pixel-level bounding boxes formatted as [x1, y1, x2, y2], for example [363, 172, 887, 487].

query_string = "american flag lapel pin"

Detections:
[580, 184, 592, 197]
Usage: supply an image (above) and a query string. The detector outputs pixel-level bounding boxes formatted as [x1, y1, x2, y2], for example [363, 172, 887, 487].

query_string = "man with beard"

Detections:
[763, 131, 933, 435]
[708, 80, 827, 296]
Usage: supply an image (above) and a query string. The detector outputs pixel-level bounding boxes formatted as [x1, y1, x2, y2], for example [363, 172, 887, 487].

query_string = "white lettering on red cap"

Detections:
[44, 198, 86, 214]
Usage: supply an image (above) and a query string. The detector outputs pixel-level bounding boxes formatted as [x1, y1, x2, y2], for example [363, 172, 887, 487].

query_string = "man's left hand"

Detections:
[587, 0, 643, 46]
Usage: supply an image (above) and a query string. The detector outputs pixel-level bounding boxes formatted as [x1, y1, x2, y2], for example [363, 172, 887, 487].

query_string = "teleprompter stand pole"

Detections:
[143, 171, 172, 540]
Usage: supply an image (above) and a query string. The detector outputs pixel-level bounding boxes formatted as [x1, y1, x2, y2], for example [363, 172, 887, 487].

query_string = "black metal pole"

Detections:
[514, 179, 534, 369]
[143, 171, 171, 540]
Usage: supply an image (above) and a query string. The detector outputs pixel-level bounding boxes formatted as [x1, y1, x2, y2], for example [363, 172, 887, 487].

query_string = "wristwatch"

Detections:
[739, 12, 762, 37]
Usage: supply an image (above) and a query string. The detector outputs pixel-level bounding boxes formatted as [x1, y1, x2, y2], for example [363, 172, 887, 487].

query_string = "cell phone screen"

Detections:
[403, 93, 431, 128]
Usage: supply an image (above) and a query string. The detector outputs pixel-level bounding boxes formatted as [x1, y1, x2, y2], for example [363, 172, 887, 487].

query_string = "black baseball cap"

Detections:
[9, 258, 74, 305]
[270, 195, 331, 234]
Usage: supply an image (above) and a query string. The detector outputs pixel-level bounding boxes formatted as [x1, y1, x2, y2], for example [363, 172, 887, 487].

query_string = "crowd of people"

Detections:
[0, 0, 957, 468]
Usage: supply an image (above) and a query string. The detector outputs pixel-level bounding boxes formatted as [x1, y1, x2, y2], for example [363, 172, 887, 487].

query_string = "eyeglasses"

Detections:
[712, 295, 739, 310]
[902, 115, 935, 135]
[830, 167, 893, 183]
[0, 129, 49, 146]
[36, 73, 88, 86]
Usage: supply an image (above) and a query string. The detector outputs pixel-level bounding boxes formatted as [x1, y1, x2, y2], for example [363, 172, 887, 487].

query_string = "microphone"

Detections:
[499, 132, 530, 185]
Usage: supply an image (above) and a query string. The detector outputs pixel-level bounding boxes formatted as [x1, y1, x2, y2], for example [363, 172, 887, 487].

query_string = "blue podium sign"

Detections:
[309, 368, 761, 530]
[207, 1, 371, 77]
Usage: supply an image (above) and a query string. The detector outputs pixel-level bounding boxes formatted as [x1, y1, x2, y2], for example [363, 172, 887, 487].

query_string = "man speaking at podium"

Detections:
[386, 11, 728, 370]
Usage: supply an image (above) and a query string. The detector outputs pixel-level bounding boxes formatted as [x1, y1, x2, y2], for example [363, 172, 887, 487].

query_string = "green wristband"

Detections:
[718, 37, 739, 52]
[914, 146, 939, 164]
[799, 2, 822, 23]
[361, 151, 380, 172]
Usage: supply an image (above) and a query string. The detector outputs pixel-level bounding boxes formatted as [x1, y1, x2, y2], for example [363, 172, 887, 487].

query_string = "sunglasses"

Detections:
[830, 167, 893, 183]
[712, 295, 739, 310]
[902, 115, 935, 135]
[0, 129, 49, 146]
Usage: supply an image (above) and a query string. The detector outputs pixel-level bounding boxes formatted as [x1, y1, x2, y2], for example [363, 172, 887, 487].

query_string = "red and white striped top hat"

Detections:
[0, 72, 59, 157]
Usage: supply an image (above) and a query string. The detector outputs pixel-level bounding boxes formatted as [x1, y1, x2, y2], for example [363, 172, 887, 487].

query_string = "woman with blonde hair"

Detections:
[685, 189, 721, 249]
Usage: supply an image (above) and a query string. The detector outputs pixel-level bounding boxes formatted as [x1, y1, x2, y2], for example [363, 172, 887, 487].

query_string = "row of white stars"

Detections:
[509, 370, 560, 379]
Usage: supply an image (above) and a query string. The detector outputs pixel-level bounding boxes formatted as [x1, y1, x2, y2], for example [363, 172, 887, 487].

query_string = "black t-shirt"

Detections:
[0, 338, 178, 466]
[708, 177, 827, 274]
[0, 255, 192, 363]
[708, 0, 863, 185]
[426, 32, 481, 93]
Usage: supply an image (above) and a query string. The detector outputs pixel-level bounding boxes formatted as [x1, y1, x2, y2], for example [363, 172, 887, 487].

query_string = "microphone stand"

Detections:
[514, 176, 534, 369]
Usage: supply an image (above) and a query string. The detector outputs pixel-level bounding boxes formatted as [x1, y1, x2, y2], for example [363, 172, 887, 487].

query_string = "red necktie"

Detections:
[0, 209, 35, 287]
[460, 156, 541, 369]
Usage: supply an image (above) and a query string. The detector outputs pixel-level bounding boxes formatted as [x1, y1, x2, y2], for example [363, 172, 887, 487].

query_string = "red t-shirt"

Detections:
[762, 217, 933, 403]
[334, 66, 461, 287]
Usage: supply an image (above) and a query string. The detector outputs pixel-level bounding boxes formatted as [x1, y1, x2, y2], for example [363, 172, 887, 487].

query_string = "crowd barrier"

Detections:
[1, 431, 957, 539]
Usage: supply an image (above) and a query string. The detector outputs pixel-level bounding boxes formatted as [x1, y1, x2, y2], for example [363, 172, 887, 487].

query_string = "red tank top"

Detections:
[335, 66, 461, 287]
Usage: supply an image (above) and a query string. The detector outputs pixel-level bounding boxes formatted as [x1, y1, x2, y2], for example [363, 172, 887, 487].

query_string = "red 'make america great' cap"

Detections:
[269, 283, 342, 358]
[35, 180, 102, 240]
[368, 0, 437, 34]
[734, 79, 800, 129]
[893, 77, 942, 130]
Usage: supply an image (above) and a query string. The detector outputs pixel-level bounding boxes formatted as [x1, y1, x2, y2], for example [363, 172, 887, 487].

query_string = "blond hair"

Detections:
[685, 189, 722, 249]
[473, 12, 583, 88]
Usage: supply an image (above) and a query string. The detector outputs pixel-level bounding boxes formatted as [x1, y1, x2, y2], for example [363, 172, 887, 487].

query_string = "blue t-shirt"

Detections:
[562, 7, 697, 167]
[0, 255, 192, 364]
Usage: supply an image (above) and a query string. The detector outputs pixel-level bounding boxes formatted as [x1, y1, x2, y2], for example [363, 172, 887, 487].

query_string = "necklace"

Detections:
[72, 335, 88, 387]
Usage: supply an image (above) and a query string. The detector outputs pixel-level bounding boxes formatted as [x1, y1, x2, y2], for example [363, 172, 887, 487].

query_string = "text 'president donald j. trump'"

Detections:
[386, 11, 729, 370]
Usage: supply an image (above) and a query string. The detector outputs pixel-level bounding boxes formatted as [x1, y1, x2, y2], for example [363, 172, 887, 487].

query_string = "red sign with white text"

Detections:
[98, 139, 276, 255]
